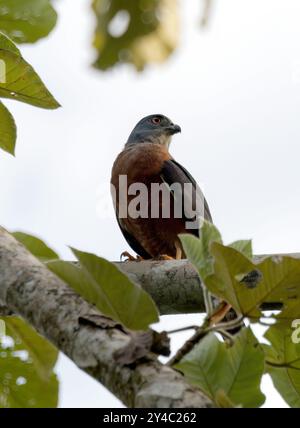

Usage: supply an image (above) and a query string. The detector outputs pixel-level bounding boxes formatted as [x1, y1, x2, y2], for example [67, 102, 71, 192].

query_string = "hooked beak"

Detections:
[166, 123, 181, 135]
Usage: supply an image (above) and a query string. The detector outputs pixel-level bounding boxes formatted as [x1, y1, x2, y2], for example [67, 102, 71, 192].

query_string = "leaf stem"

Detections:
[202, 283, 214, 317]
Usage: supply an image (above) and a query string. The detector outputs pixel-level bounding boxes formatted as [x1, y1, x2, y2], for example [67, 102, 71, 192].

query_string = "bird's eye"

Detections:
[151, 117, 161, 125]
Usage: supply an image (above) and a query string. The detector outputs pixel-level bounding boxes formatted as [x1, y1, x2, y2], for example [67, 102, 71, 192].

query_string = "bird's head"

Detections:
[126, 114, 181, 148]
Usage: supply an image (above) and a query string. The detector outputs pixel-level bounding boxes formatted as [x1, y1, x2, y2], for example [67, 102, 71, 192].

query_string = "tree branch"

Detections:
[116, 253, 299, 314]
[0, 227, 213, 408]
[117, 259, 206, 315]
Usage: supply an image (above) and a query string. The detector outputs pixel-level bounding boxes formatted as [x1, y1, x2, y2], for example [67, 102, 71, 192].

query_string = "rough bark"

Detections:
[116, 253, 299, 314]
[117, 259, 205, 315]
[0, 227, 213, 408]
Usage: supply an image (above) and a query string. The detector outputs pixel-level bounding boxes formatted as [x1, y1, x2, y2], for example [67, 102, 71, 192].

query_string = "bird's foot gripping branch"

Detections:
[1, 222, 300, 408]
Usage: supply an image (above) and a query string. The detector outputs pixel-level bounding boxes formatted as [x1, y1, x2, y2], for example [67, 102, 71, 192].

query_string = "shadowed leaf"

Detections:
[92, 0, 179, 71]
[0, 101, 16, 155]
[180, 221, 222, 281]
[0, 316, 58, 408]
[264, 324, 300, 408]
[205, 243, 300, 321]
[175, 327, 265, 408]
[0, 0, 57, 44]
[3, 316, 58, 380]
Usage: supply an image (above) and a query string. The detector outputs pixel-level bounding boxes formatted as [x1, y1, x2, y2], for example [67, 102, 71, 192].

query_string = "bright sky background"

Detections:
[1, 0, 300, 408]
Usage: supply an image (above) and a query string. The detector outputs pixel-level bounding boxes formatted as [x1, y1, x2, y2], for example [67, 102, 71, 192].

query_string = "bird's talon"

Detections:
[120, 251, 143, 262]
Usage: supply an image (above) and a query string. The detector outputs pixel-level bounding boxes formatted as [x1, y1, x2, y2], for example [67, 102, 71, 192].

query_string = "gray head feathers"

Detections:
[126, 114, 181, 147]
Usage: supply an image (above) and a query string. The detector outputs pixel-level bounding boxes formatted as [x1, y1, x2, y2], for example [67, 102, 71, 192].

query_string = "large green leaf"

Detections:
[3, 316, 58, 380]
[47, 250, 159, 330]
[0, 0, 57, 44]
[0, 100, 16, 154]
[0, 32, 60, 108]
[175, 327, 265, 408]
[180, 221, 222, 281]
[92, 0, 179, 71]
[13, 231, 59, 262]
[204, 243, 300, 321]
[264, 324, 300, 408]
[0, 317, 58, 408]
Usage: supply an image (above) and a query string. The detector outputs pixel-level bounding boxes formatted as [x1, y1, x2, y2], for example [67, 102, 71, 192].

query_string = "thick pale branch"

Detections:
[116, 253, 300, 314]
[117, 259, 205, 315]
[0, 227, 213, 408]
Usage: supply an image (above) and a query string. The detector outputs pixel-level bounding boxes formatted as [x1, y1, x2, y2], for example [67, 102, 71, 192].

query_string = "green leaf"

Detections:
[179, 221, 222, 281]
[0, 356, 58, 408]
[229, 240, 252, 259]
[0, 316, 58, 408]
[205, 243, 300, 321]
[205, 243, 256, 313]
[0, 31, 20, 54]
[264, 324, 300, 408]
[0, 32, 60, 109]
[0, 101, 16, 154]
[175, 327, 265, 408]
[0, 0, 57, 44]
[3, 316, 58, 380]
[47, 250, 159, 330]
[92, 0, 179, 71]
[13, 231, 59, 261]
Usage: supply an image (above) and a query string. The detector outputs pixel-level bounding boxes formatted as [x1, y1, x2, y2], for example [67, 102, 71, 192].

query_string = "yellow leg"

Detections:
[156, 254, 174, 260]
[175, 241, 182, 260]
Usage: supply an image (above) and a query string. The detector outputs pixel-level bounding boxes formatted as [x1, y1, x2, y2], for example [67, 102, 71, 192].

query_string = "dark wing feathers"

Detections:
[116, 216, 152, 259]
[160, 159, 213, 234]
[115, 158, 212, 257]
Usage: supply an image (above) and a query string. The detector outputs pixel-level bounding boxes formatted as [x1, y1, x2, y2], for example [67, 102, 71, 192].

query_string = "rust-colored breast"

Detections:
[111, 143, 171, 183]
[111, 143, 186, 258]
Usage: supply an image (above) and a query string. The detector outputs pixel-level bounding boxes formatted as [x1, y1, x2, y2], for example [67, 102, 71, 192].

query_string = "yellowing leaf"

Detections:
[92, 0, 179, 71]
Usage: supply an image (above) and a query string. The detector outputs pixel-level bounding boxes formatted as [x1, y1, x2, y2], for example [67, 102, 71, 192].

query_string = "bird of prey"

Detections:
[111, 114, 212, 260]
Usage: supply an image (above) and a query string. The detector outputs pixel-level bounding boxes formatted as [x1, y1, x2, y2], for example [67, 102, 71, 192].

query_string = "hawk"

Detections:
[111, 114, 212, 260]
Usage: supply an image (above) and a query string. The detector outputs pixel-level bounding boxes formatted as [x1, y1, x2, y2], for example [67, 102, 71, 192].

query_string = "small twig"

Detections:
[213, 329, 234, 346]
[258, 320, 276, 327]
[266, 360, 300, 371]
[168, 314, 244, 366]
[167, 324, 209, 366]
[166, 325, 198, 334]
[211, 315, 244, 332]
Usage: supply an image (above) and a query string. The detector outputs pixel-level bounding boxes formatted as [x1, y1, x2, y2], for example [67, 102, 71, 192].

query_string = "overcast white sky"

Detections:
[1, 0, 300, 408]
